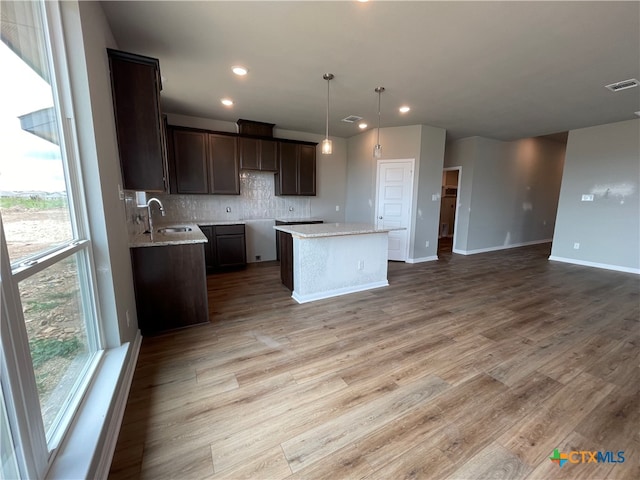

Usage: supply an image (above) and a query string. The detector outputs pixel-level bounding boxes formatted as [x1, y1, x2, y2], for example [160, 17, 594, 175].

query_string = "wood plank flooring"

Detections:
[109, 244, 639, 479]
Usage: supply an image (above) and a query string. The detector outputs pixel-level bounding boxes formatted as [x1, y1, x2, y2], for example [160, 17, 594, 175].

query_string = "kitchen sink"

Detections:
[157, 226, 193, 233]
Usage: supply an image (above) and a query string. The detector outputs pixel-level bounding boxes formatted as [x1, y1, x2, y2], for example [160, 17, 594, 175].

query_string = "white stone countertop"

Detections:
[273, 222, 403, 239]
[129, 224, 208, 248]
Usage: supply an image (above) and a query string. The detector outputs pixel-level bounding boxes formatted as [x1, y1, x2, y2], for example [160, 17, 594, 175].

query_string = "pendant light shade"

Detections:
[322, 73, 334, 155]
[374, 86, 385, 158]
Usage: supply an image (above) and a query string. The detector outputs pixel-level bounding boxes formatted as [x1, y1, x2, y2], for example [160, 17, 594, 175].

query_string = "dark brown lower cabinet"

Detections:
[275, 220, 322, 261]
[200, 224, 247, 273]
[278, 230, 294, 291]
[130, 243, 209, 335]
[275, 220, 323, 291]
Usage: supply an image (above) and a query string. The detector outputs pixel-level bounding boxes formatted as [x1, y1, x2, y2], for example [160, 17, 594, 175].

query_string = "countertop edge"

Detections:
[273, 223, 404, 239]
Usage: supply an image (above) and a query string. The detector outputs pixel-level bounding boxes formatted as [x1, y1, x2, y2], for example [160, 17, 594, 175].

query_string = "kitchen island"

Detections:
[273, 223, 400, 303]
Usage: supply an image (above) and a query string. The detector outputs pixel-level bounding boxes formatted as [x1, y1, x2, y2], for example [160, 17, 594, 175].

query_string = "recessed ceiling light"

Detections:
[232, 66, 248, 76]
[221, 98, 234, 107]
[359, 123, 368, 129]
[399, 106, 411, 113]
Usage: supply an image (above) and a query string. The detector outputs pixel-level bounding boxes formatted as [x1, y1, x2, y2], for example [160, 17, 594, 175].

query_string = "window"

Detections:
[0, 0, 103, 476]
[0, 388, 20, 479]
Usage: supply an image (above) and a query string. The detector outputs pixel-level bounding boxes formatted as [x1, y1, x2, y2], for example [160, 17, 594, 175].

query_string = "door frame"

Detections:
[442, 166, 462, 252]
[375, 158, 415, 262]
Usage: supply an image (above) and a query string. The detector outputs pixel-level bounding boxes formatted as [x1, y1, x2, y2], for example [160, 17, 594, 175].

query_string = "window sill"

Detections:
[45, 331, 142, 480]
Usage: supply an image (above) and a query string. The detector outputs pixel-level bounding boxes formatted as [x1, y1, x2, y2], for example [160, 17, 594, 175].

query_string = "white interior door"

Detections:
[376, 160, 414, 261]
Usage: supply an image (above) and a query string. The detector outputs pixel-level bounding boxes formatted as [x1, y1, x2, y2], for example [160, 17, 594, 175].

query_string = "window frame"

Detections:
[0, 0, 106, 476]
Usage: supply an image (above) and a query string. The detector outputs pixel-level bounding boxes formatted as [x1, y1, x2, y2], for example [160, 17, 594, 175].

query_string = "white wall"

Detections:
[345, 124, 446, 261]
[66, 1, 138, 345]
[413, 126, 447, 261]
[550, 119, 640, 273]
[443, 137, 476, 251]
[444, 136, 565, 254]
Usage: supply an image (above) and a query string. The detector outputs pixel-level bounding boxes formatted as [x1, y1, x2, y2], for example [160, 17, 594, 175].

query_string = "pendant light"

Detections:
[374, 86, 385, 158]
[322, 73, 334, 155]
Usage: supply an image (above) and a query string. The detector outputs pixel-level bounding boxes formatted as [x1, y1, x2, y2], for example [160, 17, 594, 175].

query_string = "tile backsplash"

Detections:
[124, 171, 311, 232]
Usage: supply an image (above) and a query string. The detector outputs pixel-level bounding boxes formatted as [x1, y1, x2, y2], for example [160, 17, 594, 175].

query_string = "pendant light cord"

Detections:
[376, 89, 381, 145]
[326, 77, 330, 140]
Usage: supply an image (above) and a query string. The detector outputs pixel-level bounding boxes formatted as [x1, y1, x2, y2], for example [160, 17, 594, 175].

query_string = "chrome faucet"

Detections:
[144, 197, 165, 233]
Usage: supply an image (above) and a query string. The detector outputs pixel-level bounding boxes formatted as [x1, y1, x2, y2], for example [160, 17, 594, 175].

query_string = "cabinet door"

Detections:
[171, 129, 209, 194]
[298, 144, 316, 196]
[199, 225, 216, 272]
[278, 231, 294, 290]
[108, 50, 166, 192]
[215, 234, 246, 267]
[209, 134, 240, 194]
[276, 142, 298, 195]
[260, 139, 278, 171]
[130, 244, 208, 335]
[239, 137, 260, 170]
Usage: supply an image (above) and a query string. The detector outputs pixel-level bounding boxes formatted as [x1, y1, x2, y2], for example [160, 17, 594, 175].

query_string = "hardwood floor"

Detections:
[109, 244, 639, 479]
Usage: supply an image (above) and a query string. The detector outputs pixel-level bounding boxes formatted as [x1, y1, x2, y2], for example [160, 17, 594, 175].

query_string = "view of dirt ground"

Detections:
[1, 201, 89, 430]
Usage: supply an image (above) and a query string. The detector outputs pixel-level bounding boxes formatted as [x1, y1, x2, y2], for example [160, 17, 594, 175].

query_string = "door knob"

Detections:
[378, 216, 383, 219]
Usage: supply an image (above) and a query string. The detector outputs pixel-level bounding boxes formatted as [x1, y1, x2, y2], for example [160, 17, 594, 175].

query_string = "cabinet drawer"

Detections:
[215, 224, 245, 235]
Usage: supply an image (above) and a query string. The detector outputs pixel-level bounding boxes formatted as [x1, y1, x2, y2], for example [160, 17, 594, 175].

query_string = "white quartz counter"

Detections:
[129, 224, 208, 248]
[273, 222, 400, 239]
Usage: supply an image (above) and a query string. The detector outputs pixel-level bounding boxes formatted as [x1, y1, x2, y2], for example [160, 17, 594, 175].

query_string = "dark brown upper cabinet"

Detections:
[107, 48, 168, 192]
[170, 129, 208, 194]
[298, 144, 316, 196]
[209, 134, 239, 194]
[239, 137, 278, 171]
[168, 126, 239, 195]
[275, 141, 317, 196]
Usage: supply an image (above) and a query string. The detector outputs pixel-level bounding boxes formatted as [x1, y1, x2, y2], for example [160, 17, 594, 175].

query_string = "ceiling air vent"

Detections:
[342, 115, 363, 123]
[605, 78, 639, 92]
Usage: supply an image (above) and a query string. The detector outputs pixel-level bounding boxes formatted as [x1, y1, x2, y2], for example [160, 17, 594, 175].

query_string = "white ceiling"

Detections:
[100, 1, 640, 141]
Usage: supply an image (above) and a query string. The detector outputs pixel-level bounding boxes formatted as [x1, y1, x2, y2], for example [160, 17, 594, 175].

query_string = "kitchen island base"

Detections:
[275, 223, 394, 304]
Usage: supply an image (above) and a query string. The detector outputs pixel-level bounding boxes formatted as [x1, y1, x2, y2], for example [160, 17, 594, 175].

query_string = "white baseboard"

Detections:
[453, 239, 552, 256]
[406, 255, 439, 264]
[93, 330, 142, 479]
[548, 256, 640, 275]
[292, 280, 389, 304]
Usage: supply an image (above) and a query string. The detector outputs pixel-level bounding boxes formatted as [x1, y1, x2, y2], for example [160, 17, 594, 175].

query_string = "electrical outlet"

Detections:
[255, 255, 261, 261]
[432, 194, 440, 201]
[425, 240, 429, 248]
[573, 242, 580, 250]
[226, 206, 231, 213]
[336, 205, 340, 212]
[358, 260, 364, 270]
[581, 194, 594, 202]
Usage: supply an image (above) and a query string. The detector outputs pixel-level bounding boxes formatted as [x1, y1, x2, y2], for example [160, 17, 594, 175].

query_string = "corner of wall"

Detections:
[72, 0, 139, 346]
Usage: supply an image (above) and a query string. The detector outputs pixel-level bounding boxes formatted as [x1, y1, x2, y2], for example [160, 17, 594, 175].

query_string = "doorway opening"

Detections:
[438, 167, 460, 254]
